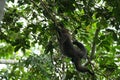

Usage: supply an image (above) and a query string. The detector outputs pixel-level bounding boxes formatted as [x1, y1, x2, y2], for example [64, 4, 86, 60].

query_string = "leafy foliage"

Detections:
[0, 0, 120, 80]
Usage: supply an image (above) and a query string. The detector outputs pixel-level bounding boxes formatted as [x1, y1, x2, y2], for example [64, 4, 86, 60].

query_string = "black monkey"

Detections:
[56, 25, 94, 75]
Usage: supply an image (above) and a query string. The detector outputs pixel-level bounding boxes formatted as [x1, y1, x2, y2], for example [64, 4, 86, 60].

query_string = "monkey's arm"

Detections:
[56, 27, 66, 44]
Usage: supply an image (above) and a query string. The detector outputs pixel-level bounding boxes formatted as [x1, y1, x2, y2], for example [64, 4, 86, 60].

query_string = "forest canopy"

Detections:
[0, 0, 120, 80]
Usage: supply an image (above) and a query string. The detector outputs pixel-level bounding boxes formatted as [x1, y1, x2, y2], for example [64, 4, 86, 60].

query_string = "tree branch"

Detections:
[90, 27, 100, 60]
[0, 0, 5, 22]
[115, 54, 120, 58]
[0, 59, 18, 64]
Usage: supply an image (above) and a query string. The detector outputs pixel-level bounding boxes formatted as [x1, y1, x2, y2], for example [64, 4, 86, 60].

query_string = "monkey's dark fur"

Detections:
[56, 25, 94, 75]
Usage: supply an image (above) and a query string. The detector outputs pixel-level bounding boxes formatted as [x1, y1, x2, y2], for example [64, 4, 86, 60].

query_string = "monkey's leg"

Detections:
[71, 58, 94, 75]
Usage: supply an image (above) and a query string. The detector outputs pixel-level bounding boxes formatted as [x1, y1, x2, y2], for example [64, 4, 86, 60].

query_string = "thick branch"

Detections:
[31, 0, 56, 23]
[0, 59, 18, 64]
[115, 54, 120, 58]
[39, 0, 56, 22]
[0, 0, 5, 22]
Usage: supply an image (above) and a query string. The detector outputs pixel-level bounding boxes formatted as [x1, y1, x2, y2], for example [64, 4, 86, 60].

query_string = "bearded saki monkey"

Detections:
[56, 24, 94, 75]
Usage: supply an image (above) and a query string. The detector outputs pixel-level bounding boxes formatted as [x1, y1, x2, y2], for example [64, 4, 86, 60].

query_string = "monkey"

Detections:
[56, 24, 94, 75]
